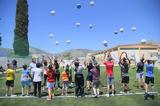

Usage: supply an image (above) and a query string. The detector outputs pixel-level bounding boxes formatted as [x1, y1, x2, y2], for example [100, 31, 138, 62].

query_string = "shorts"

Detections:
[86, 74, 92, 82]
[107, 76, 114, 85]
[145, 76, 154, 85]
[121, 76, 129, 84]
[62, 81, 69, 89]
[21, 80, 31, 88]
[6, 80, 14, 87]
[136, 72, 144, 80]
[47, 82, 55, 90]
[92, 80, 100, 88]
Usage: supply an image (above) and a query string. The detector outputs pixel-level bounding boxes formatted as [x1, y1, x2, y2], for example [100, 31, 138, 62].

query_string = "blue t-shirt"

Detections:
[21, 69, 30, 81]
[145, 64, 154, 77]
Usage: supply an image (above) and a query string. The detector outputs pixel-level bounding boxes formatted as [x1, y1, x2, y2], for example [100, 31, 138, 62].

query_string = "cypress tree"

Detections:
[13, 0, 29, 56]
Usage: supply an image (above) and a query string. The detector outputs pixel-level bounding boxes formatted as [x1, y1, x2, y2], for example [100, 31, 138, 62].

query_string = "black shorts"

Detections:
[86, 74, 92, 82]
[92, 80, 100, 88]
[6, 80, 14, 87]
[145, 76, 154, 85]
[121, 76, 129, 84]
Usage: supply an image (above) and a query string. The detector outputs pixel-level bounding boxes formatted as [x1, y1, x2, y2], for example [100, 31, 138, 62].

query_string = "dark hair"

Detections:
[43, 60, 48, 66]
[91, 56, 95, 60]
[54, 59, 58, 63]
[74, 61, 79, 67]
[140, 58, 144, 63]
[23, 64, 28, 70]
[48, 64, 53, 70]
[147, 60, 151, 64]
[123, 57, 126, 62]
[36, 63, 42, 68]
[66, 64, 70, 72]
[7, 63, 12, 69]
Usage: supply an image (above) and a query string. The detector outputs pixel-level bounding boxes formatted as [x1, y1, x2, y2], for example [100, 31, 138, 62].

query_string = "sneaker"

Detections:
[120, 91, 124, 94]
[27, 94, 32, 96]
[106, 94, 110, 97]
[150, 95, 154, 100]
[47, 98, 52, 101]
[94, 95, 98, 98]
[111, 94, 115, 97]
[21, 94, 25, 96]
[10, 95, 17, 97]
[5, 94, 8, 96]
[144, 93, 148, 100]
[144, 95, 148, 100]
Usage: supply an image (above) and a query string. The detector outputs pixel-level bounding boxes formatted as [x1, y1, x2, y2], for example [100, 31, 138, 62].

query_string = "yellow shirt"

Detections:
[6, 69, 15, 80]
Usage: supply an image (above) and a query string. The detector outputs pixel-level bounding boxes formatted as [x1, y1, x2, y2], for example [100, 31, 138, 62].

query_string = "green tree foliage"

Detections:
[13, 0, 29, 56]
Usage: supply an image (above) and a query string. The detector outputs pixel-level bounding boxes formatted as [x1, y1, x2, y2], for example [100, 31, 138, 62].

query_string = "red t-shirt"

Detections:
[47, 69, 55, 83]
[104, 61, 114, 76]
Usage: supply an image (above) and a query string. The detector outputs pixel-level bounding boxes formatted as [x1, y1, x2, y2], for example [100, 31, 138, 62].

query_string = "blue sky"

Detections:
[0, 0, 160, 53]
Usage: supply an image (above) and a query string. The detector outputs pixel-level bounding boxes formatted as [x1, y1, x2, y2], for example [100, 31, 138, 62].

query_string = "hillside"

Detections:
[60, 49, 94, 59]
[0, 47, 94, 58]
[0, 47, 53, 57]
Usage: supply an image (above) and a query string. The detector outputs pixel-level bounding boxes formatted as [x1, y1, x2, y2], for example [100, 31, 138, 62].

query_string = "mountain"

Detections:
[60, 49, 95, 59]
[29, 47, 53, 55]
[0, 47, 94, 58]
[0, 47, 53, 57]
[0, 48, 12, 57]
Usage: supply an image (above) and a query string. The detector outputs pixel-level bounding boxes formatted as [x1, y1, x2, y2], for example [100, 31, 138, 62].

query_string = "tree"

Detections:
[13, 0, 29, 56]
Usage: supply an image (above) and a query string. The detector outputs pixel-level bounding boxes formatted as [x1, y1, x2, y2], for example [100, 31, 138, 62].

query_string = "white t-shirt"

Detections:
[29, 62, 36, 74]
[29, 62, 36, 69]
[32, 68, 42, 82]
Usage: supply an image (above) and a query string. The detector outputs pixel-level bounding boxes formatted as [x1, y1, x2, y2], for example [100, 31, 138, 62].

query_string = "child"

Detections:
[91, 65, 100, 98]
[73, 58, 85, 97]
[66, 64, 73, 85]
[144, 60, 155, 100]
[32, 63, 43, 98]
[43, 60, 48, 90]
[119, 52, 130, 93]
[21, 64, 32, 96]
[61, 65, 69, 95]
[46, 64, 56, 101]
[5, 63, 15, 96]
[86, 61, 93, 91]
[136, 58, 145, 89]
[103, 52, 115, 97]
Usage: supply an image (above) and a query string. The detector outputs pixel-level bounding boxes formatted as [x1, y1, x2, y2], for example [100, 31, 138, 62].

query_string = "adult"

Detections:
[119, 52, 130, 93]
[103, 52, 115, 97]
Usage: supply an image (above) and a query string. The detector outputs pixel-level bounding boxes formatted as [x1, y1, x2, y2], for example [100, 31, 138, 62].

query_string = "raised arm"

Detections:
[124, 52, 130, 64]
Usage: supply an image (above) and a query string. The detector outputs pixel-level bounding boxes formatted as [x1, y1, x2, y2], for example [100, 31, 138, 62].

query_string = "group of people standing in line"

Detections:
[3, 51, 155, 100]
